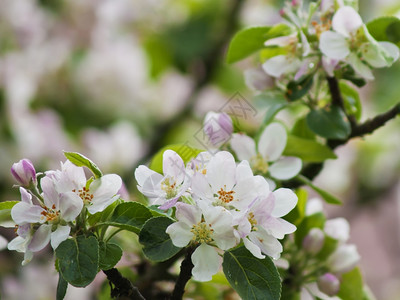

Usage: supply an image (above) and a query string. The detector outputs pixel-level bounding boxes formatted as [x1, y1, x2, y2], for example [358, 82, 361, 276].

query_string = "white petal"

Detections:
[322, 56, 339, 77]
[324, 218, 350, 242]
[269, 156, 302, 180]
[135, 165, 159, 187]
[300, 31, 311, 56]
[347, 53, 374, 80]
[166, 222, 193, 248]
[163, 150, 186, 183]
[248, 230, 282, 259]
[258, 123, 287, 162]
[28, 224, 51, 252]
[41, 176, 59, 209]
[263, 217, 296, 239]
[139, 172, 164, 199]
[175, 202, 202, 227]
[191, 172, 213, 201]
[230, 133, 256, 161]
[271, 188, 298, 218]
[8, 236, 27, 252]
[319, 31, 350, 59]
[206, 151, 236, 192]
[380, 41, 400, 64]
[332, 6, 363, 37]
[59, 192, 83, 221]
[204, 207, 236, 250]
[306, 198, 324, 216]
[362, 41, 399, 68]
[262, 55, 301, 78]
[19, 187, 32, 204]
[50, 226, 70, 250]
[90, 174, 122, 213]
[235, 160, 254, 181]
[264, 34, 296, 47]
[11, 202, 43, 224]
[191, 244, 221, 282]
[243, 238, 265, 259]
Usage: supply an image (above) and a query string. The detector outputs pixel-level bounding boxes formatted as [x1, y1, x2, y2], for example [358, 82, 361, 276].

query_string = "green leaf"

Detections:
[0, 201, 18, 210]
[222, 246, 281, 300]
[139, 216, 182, 262]
[254, 92, 288, 125]
[295, 212, 326, 248]
[56, 235, 99, 287]
[63, 151, 103, 179]
[56, 273, 68, 300]
[226, 24, 292, 63]
[306, 106, 351, 140]
[98, 242, 123, 270]
[316, 235, 338, 260]
[291, 117, 316, 140]
[87, 198, 122, 227]
[283, 135, 337, 162]
[149, 144, 204, 174]
[99, 202, 153, 234]
[286, 75, 314, 101]
[339, 81, 362, 121]
[337, 268, 364, 300]
[367, 16, 400, 46]
[297, 175, 342, 205]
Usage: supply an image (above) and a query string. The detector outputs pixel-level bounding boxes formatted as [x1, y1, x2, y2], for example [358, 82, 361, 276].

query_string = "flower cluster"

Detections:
[8, 159, 122, 265]
[136, 149, 298, 281]
[258, 0, 399, 83]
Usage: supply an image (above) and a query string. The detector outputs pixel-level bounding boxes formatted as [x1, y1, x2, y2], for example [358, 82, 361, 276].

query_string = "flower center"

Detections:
[40, 204, 60, 223]
[161, 177, 178, 199]
[73, 187, 94, 206]
[217, 185, 235, 203]
[191, 222, 214, 244]
[248, 212, 258, 231]
[250, 154, 269, 174]
[312, 19, 332, 38]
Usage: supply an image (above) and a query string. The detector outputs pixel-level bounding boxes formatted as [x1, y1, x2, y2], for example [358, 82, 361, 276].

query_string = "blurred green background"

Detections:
[0, 0, 400, 299]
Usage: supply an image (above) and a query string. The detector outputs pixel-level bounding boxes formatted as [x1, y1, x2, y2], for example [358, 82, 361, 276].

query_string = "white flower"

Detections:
[235, 180, 297, 259]
[203, 112, 233, 148]
[135, 150, 190, 209]
[8, 224, 34, 265]
[324, 217, 350, 242]
[49, 160, 122, 214]
[191, 151, 259, 210]
[230, 123, 302, 180]
[319, 6, 399, 79]
[166, 202, 237, 281]
[327, 244, 360, 274]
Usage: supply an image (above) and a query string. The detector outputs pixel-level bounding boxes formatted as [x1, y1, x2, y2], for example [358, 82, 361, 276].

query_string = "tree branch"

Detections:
[103, 268, 145, 300]
[170, 246, 195, 300]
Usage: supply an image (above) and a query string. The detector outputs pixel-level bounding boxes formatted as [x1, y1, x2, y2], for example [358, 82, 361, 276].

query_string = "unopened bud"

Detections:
[11, 159, 37, 187]
[203, 112, 233, 147]
[303, 228, 325, 254]
[327, 244, 360, 274]
[317, 273, 340, 296]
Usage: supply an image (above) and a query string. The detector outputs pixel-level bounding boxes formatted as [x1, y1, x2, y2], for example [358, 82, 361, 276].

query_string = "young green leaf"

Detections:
[254, 92, 288, 126]
[99, 202, 153, 234]
[286, 75, 314, 101]
[337, 267, 364, 300]
[98, 242, 123, 270]
[0, 201, 19, 210]
[139, 216, 182, 262]
[63, 151, 103, 178]
[283, 135, 337, 162]
[56, 235, 99, 287]
[306, 106, 351, 140]
[367, 16, 400, 46]
[222, 246, 281, 300]
[149, 144, 203, 174]
[297, 175, 342, 205]
[283, 188, 307, 226]
[339, 81, 362, 121]
[291, 117, 316, 140]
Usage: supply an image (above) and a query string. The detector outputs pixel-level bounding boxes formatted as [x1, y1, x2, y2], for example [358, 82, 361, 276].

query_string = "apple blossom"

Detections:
[203, 112, 233, 148]
[11, 159, 37, 187]
[48, 160, 122, 214]
[166, 202, 237, 281]
[303, 227, 325, 254]
[135, 150, 190, 209]
[230, 122, 302, 180]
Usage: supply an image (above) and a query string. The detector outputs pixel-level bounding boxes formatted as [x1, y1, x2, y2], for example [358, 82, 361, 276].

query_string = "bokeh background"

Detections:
[0, 0, 400, 299]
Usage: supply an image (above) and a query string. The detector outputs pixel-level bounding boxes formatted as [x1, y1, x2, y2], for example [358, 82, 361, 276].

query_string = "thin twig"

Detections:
[103, 268, 145, 300]
[170, 246, 196, 300]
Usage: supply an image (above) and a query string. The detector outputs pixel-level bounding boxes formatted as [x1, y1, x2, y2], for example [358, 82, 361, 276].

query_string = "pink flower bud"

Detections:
[203, 112, 233, 147]
[11, 159, 37, 187]
[303, 228, 325, 254]
[317, 273, 340, 296]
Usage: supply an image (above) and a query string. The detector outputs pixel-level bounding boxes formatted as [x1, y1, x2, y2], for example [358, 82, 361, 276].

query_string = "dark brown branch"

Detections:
[103, 268, 145, 300]
[170, 246, 195, 300]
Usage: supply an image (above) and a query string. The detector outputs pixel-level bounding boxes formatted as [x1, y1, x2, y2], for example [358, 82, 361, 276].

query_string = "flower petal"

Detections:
[262, 55, 301, 78]
[347, 52, 374, 80]
[324, 218, 350, 242]
[165, 222, 193, 248]
[258, 123, 287, 162]
[332, 6, 363, 37]
[163, 150, 186, 183]
[269, 156, 302, 180]
[191, 243, 221, 282]
[11, 202, 43, 224]
[175, 202, 202, 227]
[135, 165, 159, 187]
[230, 133, 257, 161]
[28, 224, 51, 252]
[327, 244, 360, 274]
[243, 237, 265, 259]
[50, 225, 70, 250]
[262, 217, 296, 239]
[41, 176, 59, 209]
[89, 174, 122, 213]
[271, 188, 298, 218]
[206, 151, 236, 192]
[319, 31, 350, 59]
[248, 230, 282, 259]
[191, 172, 213, 202]
[59, 192, 83, 221]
